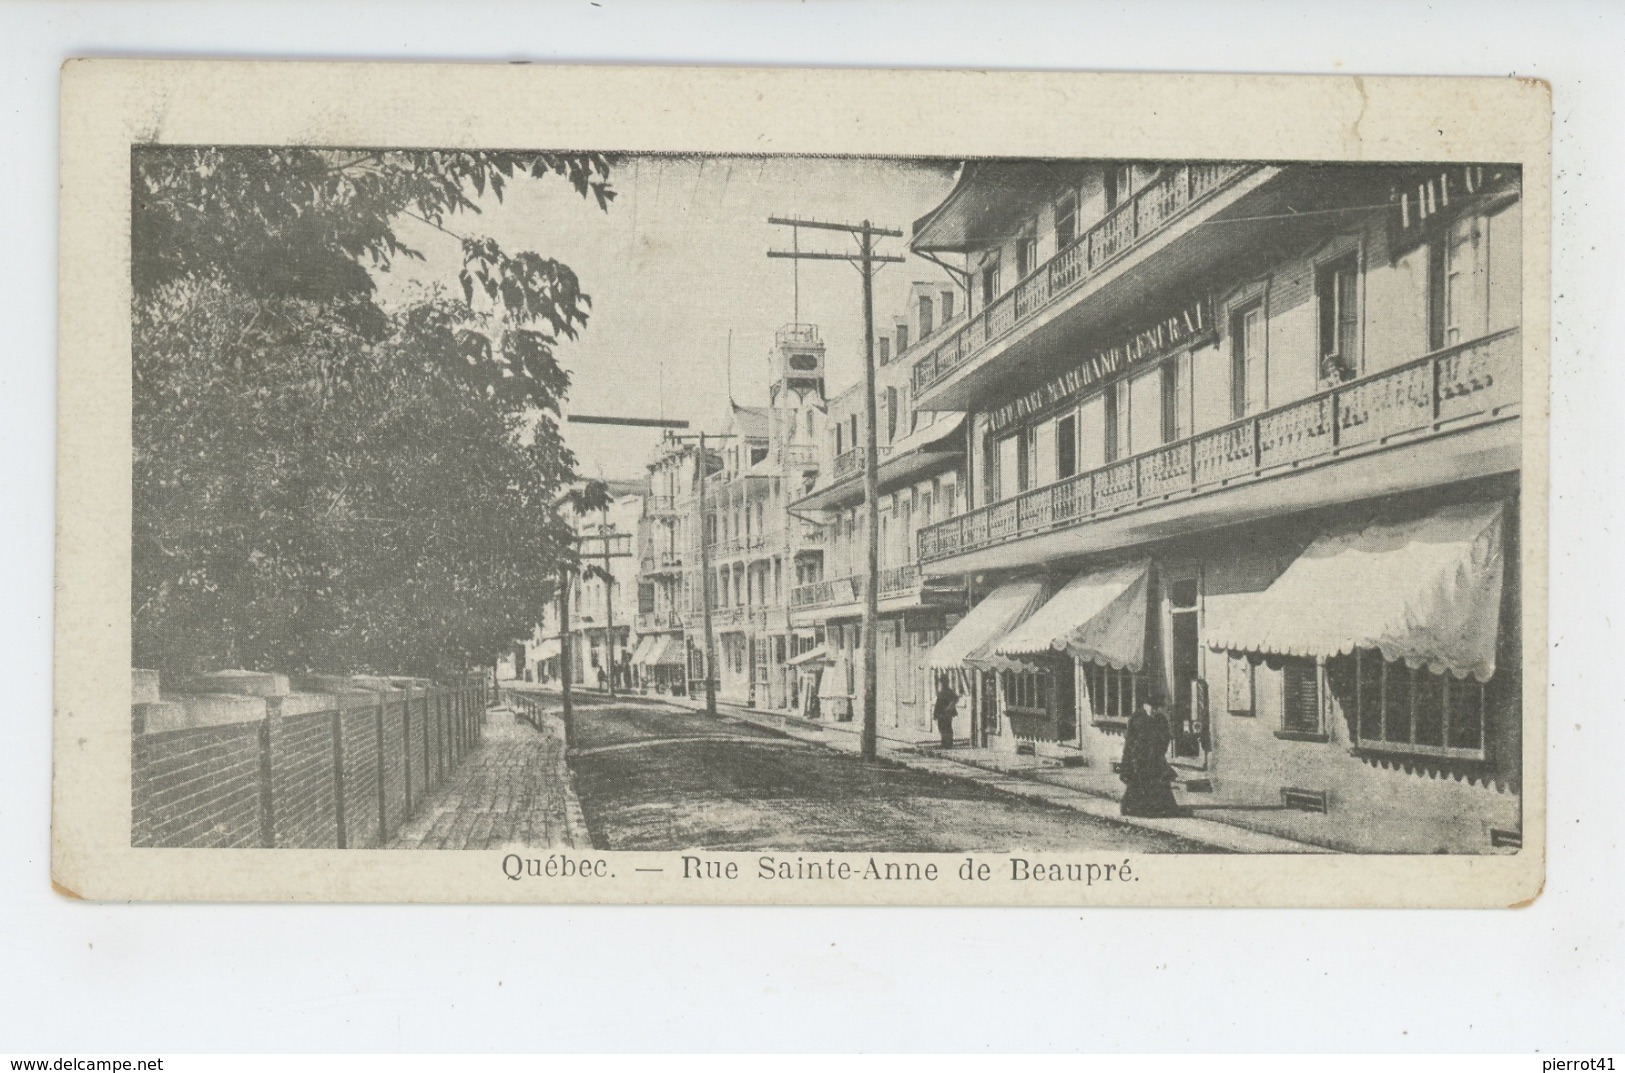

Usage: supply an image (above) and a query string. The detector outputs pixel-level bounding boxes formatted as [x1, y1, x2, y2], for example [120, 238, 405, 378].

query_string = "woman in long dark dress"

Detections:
[1119, 701, 1187, 818]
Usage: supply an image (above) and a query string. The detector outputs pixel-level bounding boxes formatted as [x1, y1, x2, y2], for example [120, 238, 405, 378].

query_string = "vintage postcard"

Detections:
[53, 61, 1549, 905]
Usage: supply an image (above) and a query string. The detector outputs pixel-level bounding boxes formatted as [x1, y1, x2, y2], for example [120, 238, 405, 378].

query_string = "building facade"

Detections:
[907, 160, 1523, 853]
[631, 325, 829, 711]
[499, 485, 642, 691]
[790, 282, 969, 739]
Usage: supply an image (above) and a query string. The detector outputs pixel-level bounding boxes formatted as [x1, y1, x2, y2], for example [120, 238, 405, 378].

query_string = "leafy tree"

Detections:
[132, 148, 615, 677]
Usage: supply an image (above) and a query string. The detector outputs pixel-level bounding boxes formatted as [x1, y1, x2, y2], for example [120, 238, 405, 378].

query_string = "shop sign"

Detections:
[987, 295, 1214, 434]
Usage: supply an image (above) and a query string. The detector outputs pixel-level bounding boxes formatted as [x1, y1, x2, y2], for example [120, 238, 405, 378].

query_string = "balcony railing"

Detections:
[777, 323, 822, 347]
[781, 444, 819, 467]
[644, 495, 679, 515]
[912, 163, 1257, 397]
[790, 563, 924, 611]
[640, 551, 684, 575]
[636, 609, 684, 631]
[918, 328, 1521, 564]
[832, 446, 893, 482]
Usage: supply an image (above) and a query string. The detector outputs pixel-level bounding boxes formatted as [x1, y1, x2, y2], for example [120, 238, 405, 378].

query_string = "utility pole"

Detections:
[564, 413, 694, 712]
[667, 428, 737, 719]
[599, 508, 617, 698]
[768, 215, 905, 761]
[557, 565, 573, 747]
[696, 430, 719, 718]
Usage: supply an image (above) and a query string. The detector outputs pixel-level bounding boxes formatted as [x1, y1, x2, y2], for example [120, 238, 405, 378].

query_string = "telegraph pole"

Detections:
[557, 565, 573, 746]
[664, 428, 737, 719]
[600, 509, 617, 698]
[767, 216, 905, 761]
[696, 430, 719, 718]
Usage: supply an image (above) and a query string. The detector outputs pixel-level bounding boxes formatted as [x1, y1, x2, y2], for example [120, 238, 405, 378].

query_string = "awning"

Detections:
[818, 656, 849, 698]
[786, 645, 831, 668]
[992, 559, 1151, 672]
[926, 578, 1053, 672]
[641, 636, 686, 668]
[630, 635, 660, 666]
[1206, 500, 1506, 682]
[533, 639, 561, 661]
[633, 634, 685, 666]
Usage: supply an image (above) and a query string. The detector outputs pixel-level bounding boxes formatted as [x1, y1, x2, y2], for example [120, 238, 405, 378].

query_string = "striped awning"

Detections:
[991, 559, 1151, 672]
[926, 578, 1053, 672]
[1206, 501, 1506, 682]
[647, 636, 687, 668]
[630, 635, 661, 666]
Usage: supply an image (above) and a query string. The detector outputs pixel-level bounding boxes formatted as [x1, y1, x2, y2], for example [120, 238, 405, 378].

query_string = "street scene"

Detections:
[128, 148, 1524, 857]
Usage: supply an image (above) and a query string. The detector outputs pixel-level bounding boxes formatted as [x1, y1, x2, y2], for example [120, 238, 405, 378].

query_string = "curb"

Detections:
[655, 693, 1325, 855]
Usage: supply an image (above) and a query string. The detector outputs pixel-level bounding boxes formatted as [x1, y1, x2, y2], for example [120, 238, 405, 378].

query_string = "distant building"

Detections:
[634, 324, 829, 711]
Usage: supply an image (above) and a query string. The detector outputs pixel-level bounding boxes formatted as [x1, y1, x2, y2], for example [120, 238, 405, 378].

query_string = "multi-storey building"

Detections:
[907, 160, 1523, 853]
[642, 325, 828, 711]
[631, 442, 700, 694]
[790, 282, 968, 738]
[499, 483, 642, 689]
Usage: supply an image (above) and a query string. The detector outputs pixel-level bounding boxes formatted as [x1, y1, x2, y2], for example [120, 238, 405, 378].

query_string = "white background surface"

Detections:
[4, 0, 1622, 1053]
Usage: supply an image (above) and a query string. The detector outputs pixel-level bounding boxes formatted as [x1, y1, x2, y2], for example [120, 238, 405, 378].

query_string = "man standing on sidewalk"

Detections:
[933, 681, 960, 750]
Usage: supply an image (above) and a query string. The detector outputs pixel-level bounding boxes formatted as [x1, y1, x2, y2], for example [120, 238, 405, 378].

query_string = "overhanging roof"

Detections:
[912, 160, 1087, 254]
[790, 413, 965, 513]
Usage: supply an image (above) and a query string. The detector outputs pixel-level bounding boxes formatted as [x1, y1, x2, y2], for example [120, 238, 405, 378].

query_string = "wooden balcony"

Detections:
[780, 444, 819, 468]
[912, 163, 1257, 402]
[832, 446, 892, 482]
[918, 328, 1522, 571]
[636, 609, 684, 632]
[639, 551, 684, 576]
[643, 495, 680, 516]
[789, 562, 961, 621]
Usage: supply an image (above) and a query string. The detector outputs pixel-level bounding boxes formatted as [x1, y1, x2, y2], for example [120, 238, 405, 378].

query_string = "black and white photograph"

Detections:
[124, 148, 1526, 861]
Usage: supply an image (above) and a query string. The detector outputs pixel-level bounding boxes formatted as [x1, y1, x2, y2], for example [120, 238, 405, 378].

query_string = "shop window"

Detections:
[1082, 662, 1145, 725]
[1002, 670, 1051, 713]
[1279, 658, 1325, 739]
[1316, 252, 1361, 383]
[1331, 648, 1489, 761]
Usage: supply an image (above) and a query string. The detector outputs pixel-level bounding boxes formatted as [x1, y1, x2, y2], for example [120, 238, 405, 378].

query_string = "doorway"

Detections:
[1167, 574, 1207, 760]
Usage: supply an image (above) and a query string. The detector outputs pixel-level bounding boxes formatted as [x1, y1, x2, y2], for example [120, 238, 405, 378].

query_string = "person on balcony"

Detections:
[933, 681, 960, 749]
[1119, 700, 1189, 818]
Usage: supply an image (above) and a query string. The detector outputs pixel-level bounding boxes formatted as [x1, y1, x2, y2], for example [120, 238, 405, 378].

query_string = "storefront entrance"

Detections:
[1167, 575, 1207, 760]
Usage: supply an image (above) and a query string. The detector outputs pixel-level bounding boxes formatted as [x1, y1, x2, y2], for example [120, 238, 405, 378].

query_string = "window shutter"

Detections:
[1281, 658, 1321, 735]
[1227, 653, 1255, 714]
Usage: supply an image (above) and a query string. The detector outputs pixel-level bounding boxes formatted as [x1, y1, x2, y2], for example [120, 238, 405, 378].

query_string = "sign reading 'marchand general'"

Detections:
[987, 294, 1216, 435]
